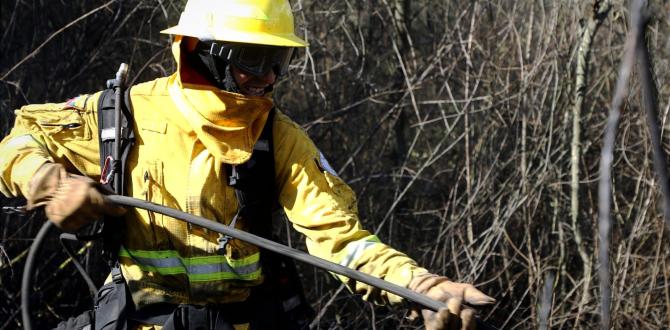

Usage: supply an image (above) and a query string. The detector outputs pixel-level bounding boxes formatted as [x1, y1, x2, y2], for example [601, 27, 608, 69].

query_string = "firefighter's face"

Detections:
[230, 65, 276, 97]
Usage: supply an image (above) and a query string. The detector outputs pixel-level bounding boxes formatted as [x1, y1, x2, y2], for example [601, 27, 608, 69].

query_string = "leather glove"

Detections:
[408, 273, 496, 330]
[26, 162, 126, 232]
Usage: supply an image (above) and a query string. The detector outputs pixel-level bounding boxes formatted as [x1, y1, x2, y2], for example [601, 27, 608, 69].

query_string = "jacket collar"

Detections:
[167, 36, 273, 165]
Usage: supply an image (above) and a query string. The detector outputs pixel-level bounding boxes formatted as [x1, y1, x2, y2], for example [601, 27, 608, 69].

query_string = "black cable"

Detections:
[21, 220, 53, 330]
[59, 233, 98, 298]
[21, 195, 497, 329]
[106, 195, 498, 329]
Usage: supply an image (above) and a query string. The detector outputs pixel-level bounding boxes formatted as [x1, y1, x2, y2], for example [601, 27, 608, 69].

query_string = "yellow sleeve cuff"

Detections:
[384, 265, 429, 305]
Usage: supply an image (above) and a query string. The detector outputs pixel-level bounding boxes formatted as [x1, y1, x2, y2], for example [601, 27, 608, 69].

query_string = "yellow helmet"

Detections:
[161, 0, 308, 48]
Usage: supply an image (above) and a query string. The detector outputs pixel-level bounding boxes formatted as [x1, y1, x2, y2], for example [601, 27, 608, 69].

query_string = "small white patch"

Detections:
[253, 139, 269, 151]
[100, 128, 116, 141]
[4, 135, 40, 150]
[318, 152, 338, 177]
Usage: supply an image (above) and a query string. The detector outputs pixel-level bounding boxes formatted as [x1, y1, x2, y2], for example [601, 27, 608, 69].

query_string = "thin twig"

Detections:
[0, 0, 117, 81]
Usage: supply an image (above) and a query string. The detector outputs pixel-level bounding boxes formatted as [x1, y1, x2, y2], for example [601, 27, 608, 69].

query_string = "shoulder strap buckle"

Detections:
[228, 166, 240, 186]
[111, 264, 124, 284]
[216, 209, 241, 255]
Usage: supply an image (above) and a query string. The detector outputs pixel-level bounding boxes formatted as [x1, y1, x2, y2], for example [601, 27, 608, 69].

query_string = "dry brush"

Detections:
[1, 0, 669, 328]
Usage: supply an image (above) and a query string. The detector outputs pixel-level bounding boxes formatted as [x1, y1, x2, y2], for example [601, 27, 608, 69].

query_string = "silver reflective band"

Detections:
[131, 254, 260, 275]
[3, 135, 42, 149]
[119, 247, 261, 281]
[339, 236, 381, 268]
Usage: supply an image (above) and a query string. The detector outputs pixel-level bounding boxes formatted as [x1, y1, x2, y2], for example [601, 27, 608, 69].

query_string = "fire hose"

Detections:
[22, 195, 497, 329]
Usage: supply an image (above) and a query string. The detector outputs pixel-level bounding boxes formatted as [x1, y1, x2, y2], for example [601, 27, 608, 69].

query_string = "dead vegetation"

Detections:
[1, 0, 670, 328]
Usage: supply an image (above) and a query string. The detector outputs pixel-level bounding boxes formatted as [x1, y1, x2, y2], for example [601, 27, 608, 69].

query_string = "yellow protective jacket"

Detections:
[0, 38, 428, 308]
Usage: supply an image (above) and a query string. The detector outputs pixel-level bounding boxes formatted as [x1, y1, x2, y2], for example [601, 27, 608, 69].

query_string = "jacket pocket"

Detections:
[140, 159, 169, 249]
[18, 102, 92, 141]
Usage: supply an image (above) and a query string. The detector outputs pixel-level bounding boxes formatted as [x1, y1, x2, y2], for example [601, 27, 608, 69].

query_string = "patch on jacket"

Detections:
[65, 95, 88, 110]
[317, 151, 338, 177]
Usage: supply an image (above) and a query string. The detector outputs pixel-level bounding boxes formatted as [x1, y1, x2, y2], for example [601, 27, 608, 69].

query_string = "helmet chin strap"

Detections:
[221, 63, 243, 94]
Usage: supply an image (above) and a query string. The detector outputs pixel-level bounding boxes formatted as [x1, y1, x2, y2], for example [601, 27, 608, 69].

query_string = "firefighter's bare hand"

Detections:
[27, 162, 126, 232]
[408, 273, 495, 330]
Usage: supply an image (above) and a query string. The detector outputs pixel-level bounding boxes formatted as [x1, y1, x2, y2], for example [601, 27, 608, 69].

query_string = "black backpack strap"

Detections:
[88, 86, 136, 330]
[96, 87, 135, 263]
[97, 88, 135, 193]
[93, 265, 129, 330]
[225, 108, 277, 240]
[225, 109, 314, 328]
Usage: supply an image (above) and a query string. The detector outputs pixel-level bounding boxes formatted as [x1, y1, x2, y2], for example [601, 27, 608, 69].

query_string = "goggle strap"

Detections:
[208, 42, 232, 60]
[201, 52, 224, 83]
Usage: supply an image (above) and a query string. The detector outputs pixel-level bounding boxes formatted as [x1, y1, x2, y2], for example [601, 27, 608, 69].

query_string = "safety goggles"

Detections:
[202, 41, 295, 76]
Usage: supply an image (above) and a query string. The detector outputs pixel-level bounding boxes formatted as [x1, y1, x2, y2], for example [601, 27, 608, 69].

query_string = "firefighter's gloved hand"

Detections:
[408, 273, 495, 330]
[26, 162, 126, 232]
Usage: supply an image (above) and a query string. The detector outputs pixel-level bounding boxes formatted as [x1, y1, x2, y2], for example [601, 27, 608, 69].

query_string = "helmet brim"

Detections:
[161, 25, 308, 48]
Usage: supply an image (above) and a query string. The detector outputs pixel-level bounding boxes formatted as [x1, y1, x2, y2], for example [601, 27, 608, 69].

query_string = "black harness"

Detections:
[85, 86, 312, 330]
[96, 87, 134, 262]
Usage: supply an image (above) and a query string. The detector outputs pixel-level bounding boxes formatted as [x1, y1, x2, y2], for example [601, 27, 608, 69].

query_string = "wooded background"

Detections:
[1, 0, 670, 328]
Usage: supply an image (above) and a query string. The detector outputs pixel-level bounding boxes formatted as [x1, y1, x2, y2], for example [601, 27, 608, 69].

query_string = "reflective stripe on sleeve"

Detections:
[2, 134, 45, 150]
[119, 247, 261, 282]
[338, 235, 382, 268]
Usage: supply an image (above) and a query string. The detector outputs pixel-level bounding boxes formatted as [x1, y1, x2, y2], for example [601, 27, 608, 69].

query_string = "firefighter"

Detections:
[0, 0, 494, 329]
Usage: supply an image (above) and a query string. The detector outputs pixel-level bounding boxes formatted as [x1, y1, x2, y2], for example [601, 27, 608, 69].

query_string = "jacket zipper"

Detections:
[38, 122, 81, 129]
